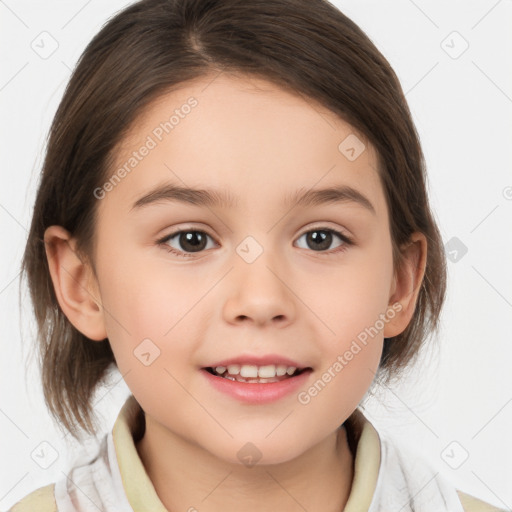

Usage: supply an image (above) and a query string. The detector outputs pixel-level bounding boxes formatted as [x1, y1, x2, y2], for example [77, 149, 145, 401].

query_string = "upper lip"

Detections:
[204, 354, 311, 370]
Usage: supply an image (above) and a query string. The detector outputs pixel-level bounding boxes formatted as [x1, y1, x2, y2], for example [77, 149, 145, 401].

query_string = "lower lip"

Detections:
[201, 368, 313, 404]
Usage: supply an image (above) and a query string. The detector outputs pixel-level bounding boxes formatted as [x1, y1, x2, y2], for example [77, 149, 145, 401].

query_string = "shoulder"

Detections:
[369, 424, 507, 512]
[457, 490, 509, 512]
[7, 483, 57, 512]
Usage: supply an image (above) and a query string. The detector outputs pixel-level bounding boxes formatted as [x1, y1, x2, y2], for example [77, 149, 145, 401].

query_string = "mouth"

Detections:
[201, 360, 314, 403]
[202, 365, 313, 384]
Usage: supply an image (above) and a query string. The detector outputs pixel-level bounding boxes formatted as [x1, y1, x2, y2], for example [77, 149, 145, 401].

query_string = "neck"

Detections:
[136, 414, 355, 512]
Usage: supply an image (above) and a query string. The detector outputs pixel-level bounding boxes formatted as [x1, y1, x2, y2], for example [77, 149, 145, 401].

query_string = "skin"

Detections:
[44, 72, 426, 512]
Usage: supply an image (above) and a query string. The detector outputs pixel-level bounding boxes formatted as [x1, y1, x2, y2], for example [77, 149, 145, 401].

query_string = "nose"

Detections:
[222, 253, 296, 328]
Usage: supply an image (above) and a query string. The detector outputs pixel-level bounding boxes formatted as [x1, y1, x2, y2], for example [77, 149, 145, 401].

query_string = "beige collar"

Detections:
[112, 395, 381, 512]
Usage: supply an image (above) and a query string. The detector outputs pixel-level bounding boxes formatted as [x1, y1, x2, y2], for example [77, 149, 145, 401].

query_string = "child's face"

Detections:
[90, 73, 403, 464]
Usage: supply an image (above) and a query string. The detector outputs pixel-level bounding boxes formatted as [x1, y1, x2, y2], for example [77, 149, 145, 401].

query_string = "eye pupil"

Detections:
[307, 230, 332, 251]
[180, 231, 207, 252]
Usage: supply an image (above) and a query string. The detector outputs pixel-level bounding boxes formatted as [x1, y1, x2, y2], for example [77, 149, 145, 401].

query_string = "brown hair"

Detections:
[21, 0, 446, 438]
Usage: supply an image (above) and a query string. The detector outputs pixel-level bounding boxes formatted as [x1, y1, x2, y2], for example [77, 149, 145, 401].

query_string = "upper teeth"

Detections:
[214, 364, 298, 378]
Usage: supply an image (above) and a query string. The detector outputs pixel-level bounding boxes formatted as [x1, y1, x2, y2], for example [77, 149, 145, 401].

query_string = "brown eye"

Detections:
[160, 230, 216, 257]
[295, 228, 353, 253]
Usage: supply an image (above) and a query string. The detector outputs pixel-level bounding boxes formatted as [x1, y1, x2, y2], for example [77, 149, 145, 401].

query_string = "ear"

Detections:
[383, 232, 427, 338]
[44, 225, 107, 341]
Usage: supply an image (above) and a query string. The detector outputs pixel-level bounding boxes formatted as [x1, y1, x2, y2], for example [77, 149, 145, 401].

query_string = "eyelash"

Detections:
[156, 227, 354, 258]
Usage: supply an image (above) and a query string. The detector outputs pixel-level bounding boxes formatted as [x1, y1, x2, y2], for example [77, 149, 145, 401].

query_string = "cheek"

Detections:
[301, 307, 385, 426]
[97, 241, 191, 334]
[93, 257, 167, 365]
[95, 254, 206, 380]
[307, 235, 393, 397]
[313, 243, 394, 341]
[97, 270, 196, 408]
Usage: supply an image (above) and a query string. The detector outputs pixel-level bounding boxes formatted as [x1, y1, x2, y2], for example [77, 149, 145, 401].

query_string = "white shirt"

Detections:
[11, 394, 502, 511]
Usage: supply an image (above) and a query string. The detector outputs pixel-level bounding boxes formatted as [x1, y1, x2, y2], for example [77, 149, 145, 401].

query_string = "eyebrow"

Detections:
[131, 182, 376, 215]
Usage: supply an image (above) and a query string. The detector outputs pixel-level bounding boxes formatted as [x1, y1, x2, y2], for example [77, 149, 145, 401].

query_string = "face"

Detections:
[90, 73, 398, 465]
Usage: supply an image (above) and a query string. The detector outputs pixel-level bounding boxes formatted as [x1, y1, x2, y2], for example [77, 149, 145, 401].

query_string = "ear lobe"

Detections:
[44, 225, 107, 341]
[383, 232, 428, 338]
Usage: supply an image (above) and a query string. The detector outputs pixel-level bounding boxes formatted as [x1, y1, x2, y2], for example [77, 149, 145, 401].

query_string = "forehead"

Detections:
[104, 72, 385, 218]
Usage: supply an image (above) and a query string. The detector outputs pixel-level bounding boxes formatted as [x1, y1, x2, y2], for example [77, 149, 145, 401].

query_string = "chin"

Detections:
[208, 437, 307, 469]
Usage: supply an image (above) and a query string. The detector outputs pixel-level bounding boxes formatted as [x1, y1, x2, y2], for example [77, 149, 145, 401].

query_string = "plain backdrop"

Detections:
[1, 0, 511, 510]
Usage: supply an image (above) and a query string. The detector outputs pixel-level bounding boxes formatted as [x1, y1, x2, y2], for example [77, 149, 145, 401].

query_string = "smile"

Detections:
[205, 364, 308, 383]
[201, 366, 313, 404]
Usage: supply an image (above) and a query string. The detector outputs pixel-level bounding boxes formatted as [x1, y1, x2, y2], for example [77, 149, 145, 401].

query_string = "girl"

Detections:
[10, 0, 505, 510]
